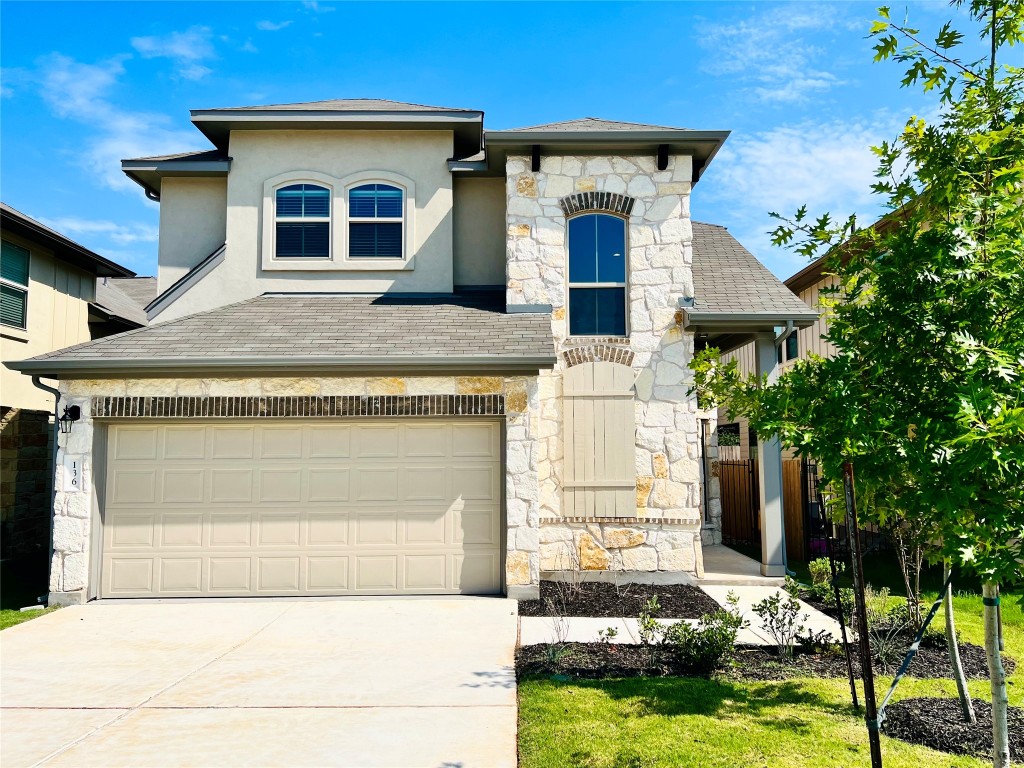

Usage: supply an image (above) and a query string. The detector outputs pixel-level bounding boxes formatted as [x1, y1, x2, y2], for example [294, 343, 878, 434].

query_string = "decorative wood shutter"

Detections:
[562, 361, 637, 517]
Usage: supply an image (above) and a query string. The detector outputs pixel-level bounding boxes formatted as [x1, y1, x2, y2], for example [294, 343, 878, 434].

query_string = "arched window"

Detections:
[568, 213, 627, 336]
[275, 183, 330, 259]
[348, 183, 403, 258]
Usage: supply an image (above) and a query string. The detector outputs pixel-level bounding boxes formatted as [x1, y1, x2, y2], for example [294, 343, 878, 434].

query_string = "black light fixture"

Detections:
[58, 405, 81, 434]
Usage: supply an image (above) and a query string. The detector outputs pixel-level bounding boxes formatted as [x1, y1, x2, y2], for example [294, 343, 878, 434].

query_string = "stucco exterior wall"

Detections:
[154, 130, 456, 323]
[1, 231, 95, 411]
[503, 154, 707, 578]
[157, 177, 228, 293]
[453, 176, 505, 287]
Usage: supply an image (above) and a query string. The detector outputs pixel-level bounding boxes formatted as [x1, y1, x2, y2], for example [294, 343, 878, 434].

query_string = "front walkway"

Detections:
[1, 598, 518, 768]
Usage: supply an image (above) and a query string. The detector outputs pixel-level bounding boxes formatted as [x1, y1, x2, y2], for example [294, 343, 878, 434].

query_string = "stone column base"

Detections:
[48, 591, 86, 607]
[506, 584, 540, 601]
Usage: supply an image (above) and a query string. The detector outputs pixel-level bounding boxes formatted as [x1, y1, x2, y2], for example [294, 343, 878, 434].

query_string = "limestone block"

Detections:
[124, 378, 177, 396]
[508, 261, 540, 280]
[52, 516, 84, 553]
[540, 525, 573, 544]
[658, 217, 690, 244]
[456, 376, 503, 394]
[63, 552, 88, 591]
[612, 157, 639, 174]
[651, 480, 688, 509]
[65, 426, 93, 455]
[562, 156, 583, 175]
[506, 551, 532, 586]
[604, 175, 627, 195]
[636, 475, 654, 507]
[363, 377, 405, 395]
[634, 369, 654, 402]
[49, 553, 63, 592]
[401, 377, 455, 395]
[540, 541, 573, 571]
[507, 158, 528, 174]
[508, 196, 543, 217]
[658, 547, 695, 572]
[577, 533, 610, 570]
[516, 174, 538, 197]
[665, 433, 688, 463]
[539, 156, 563, 174]
[670, 458, 700, 484]
[634, 156, 658, 173]
[535, 219, 565, 246]
[653, 454, 669, 479]
[507, 498, 530, 527]
[603, 527, 646, 549]
[643, 402, 675, 428]
[635, 448, 653, 476]
[627, 175, 657, 197]
[632, 269, 671, 286]
[66, 492, 91, 519]
[517, 526, 540, 553]
[621, 545, 658, 571]
[657, 182, 690, 195]
[630, 226, 655, 247]
[645, 196, 683, 222]
[575, 177, 597, 192]
[635, 425, 664, 452]
[543, 175, 574, 198]
[508, 223, 531, 238]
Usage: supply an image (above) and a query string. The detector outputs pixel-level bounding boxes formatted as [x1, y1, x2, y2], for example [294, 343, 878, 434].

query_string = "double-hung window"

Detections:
[275, 183, 330, 259]
[1, 239, 30, 329]
[568, 213, 627, 336]
[348, 183, 403, 259]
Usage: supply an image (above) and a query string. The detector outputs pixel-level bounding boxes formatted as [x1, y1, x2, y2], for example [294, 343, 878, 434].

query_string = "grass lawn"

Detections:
[0, 607, 59, 630]
[519, 580, 1021, 768]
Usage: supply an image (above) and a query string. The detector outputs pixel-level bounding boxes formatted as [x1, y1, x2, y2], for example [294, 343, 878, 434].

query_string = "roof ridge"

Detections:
[199, 97, 478, 113]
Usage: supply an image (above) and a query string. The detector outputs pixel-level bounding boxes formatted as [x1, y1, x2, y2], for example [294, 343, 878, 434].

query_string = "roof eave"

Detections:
[6, 354, 558, 379]
[0, 209, 135, 278]
[681, 309, 819, 331]
[121, 158, 232, 199]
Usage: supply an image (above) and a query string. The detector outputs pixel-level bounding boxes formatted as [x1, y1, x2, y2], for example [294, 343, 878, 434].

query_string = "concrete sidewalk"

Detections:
[1, 598, 518, 768]
[518, 584, 846, 646]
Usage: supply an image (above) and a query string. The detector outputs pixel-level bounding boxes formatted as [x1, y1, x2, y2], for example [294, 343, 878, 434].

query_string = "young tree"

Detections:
[693, 2, 1023, 764]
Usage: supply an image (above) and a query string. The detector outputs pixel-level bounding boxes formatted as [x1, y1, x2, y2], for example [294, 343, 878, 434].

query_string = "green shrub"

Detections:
[807, 557, 845, 604]
[663, 594, 746, 673]
[752, 592, 808, 658]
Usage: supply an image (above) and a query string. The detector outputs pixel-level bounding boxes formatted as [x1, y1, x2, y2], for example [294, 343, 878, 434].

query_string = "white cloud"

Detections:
[131, 26, 214, 80]
[301, 1, 335, 13]
[256, 20, 292, 31]
[699, 115, 900, 277]
[34, 53, 208, 191]
[37, 216, 158, 245]
[697, 7, 858, 104]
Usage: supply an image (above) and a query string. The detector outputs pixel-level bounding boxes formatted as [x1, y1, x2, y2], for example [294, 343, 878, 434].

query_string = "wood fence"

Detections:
[718, 458, 809, 562]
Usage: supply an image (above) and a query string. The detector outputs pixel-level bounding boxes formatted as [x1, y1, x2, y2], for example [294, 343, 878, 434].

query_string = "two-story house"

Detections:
[1, 203, 143, 562]
[8, 99, 816, 606]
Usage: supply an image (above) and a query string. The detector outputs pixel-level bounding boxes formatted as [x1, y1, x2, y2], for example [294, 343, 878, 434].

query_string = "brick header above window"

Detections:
[559, 192, 635, 217]
[91, 395, 504, 419]
[562, 344, 636, 368]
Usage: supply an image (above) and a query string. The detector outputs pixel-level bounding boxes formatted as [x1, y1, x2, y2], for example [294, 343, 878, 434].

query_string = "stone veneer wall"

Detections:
[48, 375, 542, 602]
[504, 154, 709, 580]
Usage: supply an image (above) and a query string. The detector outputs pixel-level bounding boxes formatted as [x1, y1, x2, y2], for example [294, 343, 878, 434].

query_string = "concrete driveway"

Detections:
[1, 598, 518, 768]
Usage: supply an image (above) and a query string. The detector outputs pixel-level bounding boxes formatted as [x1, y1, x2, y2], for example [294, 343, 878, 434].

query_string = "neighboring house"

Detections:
[1, 203, 140, 560]
[717, 253, 835, 460]
[7, 99, 816, 606]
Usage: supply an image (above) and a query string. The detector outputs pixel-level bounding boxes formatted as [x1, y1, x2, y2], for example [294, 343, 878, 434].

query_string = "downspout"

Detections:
[772, 322, 797, 578]
[31, 376, 61, 604]
[145, 188, 161, 203]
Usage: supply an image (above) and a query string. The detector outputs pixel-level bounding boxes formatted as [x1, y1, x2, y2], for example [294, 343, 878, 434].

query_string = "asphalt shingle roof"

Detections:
[93, 277, 157, 327]
[691, 222, 817, 317]
[123, 149, 228, 163]
[199, 98, 478, 113]
[500, 117, 690, 132]
[26, 293, 554, 364]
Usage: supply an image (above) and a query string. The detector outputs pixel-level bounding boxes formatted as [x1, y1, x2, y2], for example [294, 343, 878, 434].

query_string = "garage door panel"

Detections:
[211, 469, 253, 503]
[160, 558, 203, 592]
[163, 426, 206, 459]
[113, 427, 159, 461]
[161, 470, 205, 503]
[103, 420, 502, 598]
[355, 467, 399, 501]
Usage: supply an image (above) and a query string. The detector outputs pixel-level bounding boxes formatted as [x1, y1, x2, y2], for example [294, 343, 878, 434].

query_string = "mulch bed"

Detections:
[882, 697, 1023, 760]
[516, 642, 713, 679]
[517, 641, 1015, 683]
[517, 581, 722, 618]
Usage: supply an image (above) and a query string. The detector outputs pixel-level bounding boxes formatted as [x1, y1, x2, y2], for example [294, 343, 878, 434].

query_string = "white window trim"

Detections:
[1, 238, 30, 334]
[565, 212, 630, 337]
[339, 171, 416, 269]
[260, 170, 416, 272]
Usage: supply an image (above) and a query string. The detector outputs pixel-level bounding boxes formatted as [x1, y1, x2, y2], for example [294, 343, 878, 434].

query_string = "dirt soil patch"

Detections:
[517, 581, 722, 618]
[882, 697, 1023, 760]
[516, 642, 714, 679]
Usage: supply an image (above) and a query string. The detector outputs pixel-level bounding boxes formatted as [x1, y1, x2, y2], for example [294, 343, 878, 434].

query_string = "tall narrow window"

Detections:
[349, 183, 403, 258]
[275, 184, 330, 258]
[568, 214, 627, 336]
[1, 239, 30, 329]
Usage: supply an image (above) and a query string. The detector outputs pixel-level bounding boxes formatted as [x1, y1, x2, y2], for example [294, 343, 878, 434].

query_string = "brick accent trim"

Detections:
[559, 192, 635, 217]
[540, 517, 701, 525]
[90, 395, 504, 419]
[562, 344, 636, 368]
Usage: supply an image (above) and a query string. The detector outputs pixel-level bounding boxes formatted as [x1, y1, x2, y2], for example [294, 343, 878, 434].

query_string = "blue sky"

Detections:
[0, 1, 995, 278]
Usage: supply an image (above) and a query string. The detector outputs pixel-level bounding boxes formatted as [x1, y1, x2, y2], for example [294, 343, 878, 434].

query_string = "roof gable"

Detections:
[500, 117, 691, 132]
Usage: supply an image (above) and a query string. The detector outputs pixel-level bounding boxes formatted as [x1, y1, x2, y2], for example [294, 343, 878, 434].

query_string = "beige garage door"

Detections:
[101, 419, 502, 597]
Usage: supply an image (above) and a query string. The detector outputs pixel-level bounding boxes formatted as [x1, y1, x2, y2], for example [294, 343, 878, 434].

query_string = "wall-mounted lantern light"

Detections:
[58, 405, 81, 434]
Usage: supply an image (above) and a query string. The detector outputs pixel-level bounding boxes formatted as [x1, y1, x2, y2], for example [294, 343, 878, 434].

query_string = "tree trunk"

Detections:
[944, 563, 975, 723]
[983, 582, 1009, 768]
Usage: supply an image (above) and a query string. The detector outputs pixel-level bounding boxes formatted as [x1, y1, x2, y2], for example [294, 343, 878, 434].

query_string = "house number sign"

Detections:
[62, 455, 85, 493]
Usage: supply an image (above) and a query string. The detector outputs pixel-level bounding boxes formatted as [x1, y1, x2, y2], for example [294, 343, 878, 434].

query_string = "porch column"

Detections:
[753, 332, 786, 577]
